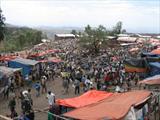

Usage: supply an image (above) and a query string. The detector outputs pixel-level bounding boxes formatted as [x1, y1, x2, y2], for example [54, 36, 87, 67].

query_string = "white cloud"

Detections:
[1, 0, 160, 33]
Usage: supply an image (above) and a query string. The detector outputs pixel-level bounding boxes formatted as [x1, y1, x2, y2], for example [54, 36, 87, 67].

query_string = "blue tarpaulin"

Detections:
[8, 58, 39, 78]
[149, 62, 160, 76]
[141, 52, 158, 58]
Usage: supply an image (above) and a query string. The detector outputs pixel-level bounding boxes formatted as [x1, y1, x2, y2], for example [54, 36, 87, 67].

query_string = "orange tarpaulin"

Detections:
[64, 90, 151, 120]
[151, 49, 160, 55]
[56, 90, 113, 108]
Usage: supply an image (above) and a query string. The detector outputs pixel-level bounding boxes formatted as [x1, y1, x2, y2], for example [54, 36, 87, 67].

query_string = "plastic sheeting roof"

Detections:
[64, 90, 151, 120]
[139, 75, 160, 85]
[149, 62, 160, 69]
[0, 66, 22, 78]
[57, 90, 113, 108]
[11, 58, 39, 66]
[55, 34, 75, 38]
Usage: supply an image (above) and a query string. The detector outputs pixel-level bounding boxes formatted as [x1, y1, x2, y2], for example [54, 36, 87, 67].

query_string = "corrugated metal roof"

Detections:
[11, 58, 39, 66]
[117, 37, 137, 42]
[55, 34, 75, 37]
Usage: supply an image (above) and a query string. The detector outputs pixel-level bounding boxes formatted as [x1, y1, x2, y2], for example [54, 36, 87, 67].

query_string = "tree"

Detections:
[79, 22, 126, 54]
[79, 25, 107, 53]
[0, 8, 5, 42]
[71, 29, 77, 35]
[122, 29, 126, 34]
[113, 21, 122, 34]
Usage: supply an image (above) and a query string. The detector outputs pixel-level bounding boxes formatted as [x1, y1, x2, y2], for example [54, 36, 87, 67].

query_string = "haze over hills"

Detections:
[34, 26, 84, 39]
[5, 23, 84, 39]
[5, 23, 160, 39]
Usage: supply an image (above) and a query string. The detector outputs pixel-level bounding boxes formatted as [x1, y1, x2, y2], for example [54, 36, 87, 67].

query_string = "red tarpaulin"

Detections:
[0, 56, 17, 61]
[56, 90, 113, 108]
[64, 90, 151, 120]
[28, 49, 61, 58]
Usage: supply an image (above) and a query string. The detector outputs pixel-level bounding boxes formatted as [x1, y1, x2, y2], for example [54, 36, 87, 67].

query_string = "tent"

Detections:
[117, 37, 137, 43]
[0, 66, 13, 77]
[56, 90, 113, 108]
[149, 62, 160, 76]
[141, 52, 158, 58]
[63, 90, 151, 120]
[139, 75, 160, 85]
[151, 48, 160, 55]
[124, 58, 149, 73]
[0, 66, 21, 78]
[8, 58, 39, 77]
[146, 57, 160, 62]
[39, 58, 63, 63]
[0, 56, 17, 61]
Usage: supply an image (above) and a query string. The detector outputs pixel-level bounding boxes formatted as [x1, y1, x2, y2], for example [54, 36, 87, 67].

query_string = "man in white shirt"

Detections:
[46, 91, 55, 108]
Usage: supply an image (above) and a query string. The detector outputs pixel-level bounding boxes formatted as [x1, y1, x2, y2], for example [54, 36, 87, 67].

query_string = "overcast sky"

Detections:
[1, 0, 160, 33]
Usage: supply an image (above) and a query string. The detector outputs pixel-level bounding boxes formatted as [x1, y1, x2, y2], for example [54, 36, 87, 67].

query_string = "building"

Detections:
[55, 34, 76, 40]
[117, 37, 137, 43]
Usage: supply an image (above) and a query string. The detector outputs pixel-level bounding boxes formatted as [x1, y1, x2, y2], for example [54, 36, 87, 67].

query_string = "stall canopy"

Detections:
[8, 58, 39, 77]
[0, 66, 21, 79]
[0, 56, 17, 61]
[28, 49, 61, 58]
[139, 75, 160, 85]
[124, 58, 149, 72]
[57, 90, 113, 108]
[63, 90, 151, 120]
[149, 62, 160, 76]
[39, 58, 63, 63]
[151, 48, 160, 55]
[141, 52, 158, 58]
[50, 58, 63, 63]
[146, 57, 160, 62]
[9, 58, 39, 66]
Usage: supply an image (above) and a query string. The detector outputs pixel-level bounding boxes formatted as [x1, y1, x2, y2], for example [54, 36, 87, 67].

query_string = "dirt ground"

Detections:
[0, 76, 79, 120]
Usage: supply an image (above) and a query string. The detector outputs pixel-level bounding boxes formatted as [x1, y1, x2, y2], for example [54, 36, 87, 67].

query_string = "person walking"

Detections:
[27, 89, 33, 106]
[34, 82, 41, 97]
[4, 85, 9, 99]
[74, 79, 80, 95]
[8, 97, 17, 118]
[41, 76, 47, 94]
[62, 78, 69, 94]
[46, 91, 55, 109]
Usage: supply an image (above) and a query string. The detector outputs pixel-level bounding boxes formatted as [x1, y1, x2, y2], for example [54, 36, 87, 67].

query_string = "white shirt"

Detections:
[47, 93, 55, 106]
[115, 86, 121, 92]
[22, 90, 28, 97]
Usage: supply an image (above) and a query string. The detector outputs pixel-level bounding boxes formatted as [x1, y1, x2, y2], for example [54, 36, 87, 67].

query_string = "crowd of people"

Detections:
[0, 38, 154, 120]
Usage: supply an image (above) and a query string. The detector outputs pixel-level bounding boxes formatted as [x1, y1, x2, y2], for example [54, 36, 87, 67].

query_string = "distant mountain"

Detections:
[5, 23, 19, 28]
[5, 23, 29, 29]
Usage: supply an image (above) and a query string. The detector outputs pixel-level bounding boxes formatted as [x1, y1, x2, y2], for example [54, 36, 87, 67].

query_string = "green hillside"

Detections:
[0, 25, 45, 52]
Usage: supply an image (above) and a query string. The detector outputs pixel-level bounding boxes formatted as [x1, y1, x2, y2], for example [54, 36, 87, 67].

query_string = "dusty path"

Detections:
[0, 77, 79, 120]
